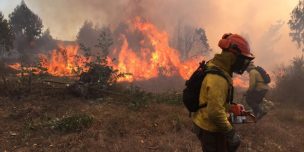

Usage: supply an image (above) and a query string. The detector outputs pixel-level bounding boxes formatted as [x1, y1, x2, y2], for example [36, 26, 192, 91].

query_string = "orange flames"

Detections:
[116, 17, 202, 81]
[9, 45, 89, 77]
[39, 44, 89, 77]
[8, 63, 22, 71]
[233, 75, 249, 89]
[6, 17, 257, 91]
[7, 17, 280, 92]
[9, 17, 203, 82]
[8, 63, 41, 76]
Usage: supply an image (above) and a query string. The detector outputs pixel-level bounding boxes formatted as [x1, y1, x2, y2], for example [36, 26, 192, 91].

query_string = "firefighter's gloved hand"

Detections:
[225, 128, 240, 152]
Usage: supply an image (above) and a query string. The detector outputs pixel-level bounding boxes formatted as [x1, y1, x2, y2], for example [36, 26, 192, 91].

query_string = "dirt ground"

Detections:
[0, 95, 303, 152]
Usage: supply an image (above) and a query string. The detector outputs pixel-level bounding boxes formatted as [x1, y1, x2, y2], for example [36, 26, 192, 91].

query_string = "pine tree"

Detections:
[0, 12, 14, 52]
[9, 0, 43, 42]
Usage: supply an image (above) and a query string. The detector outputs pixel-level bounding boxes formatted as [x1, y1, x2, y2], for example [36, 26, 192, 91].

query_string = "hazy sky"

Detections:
[0, 0, 302, 69]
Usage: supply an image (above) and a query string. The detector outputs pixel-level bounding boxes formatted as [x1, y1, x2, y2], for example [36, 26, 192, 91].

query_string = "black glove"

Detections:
[225, 128, 241, 152]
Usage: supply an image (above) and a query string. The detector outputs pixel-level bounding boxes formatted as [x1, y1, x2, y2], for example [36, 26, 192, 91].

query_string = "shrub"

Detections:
[272, 56, 304, 104]
[124, 85, 151, 110]
[53, 114, 93, 132]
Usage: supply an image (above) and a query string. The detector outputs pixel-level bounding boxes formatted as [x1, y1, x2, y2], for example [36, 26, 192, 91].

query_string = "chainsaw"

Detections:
[228, 103, 256, 124]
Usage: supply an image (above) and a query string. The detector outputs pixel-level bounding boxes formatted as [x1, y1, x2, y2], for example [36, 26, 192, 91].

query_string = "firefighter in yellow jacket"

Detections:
[245, 62, 269, 119]
[192, 33, 255, 152]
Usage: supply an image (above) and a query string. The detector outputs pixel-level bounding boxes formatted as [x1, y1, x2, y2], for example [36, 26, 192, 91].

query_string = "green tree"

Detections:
[289, 0, 304, 51]
[0, 12, 14, 52]
[9, 0, 43, 42]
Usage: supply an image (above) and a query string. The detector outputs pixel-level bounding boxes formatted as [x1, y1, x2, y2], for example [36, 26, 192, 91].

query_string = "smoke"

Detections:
[20, 0, 301, 69]
[254, 21, 285, 68]
[23, 0, 217, 40]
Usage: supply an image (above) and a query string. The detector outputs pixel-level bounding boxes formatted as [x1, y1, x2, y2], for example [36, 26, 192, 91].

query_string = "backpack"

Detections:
[255, 66, 271, 84]
[182, 61, 233, 115]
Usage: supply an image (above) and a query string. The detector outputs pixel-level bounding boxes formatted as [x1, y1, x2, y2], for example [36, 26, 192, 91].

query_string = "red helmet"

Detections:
[218, 33, 254, 59]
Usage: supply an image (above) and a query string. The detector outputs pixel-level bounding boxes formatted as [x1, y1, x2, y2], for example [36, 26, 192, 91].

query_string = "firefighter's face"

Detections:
[232, 55, 252, 74]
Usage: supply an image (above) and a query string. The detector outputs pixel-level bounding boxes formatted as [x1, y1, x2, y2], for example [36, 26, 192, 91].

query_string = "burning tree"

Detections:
[110, 17, 203, 82]
[66, 28, 124, 98]
[76, 17, 207, 83]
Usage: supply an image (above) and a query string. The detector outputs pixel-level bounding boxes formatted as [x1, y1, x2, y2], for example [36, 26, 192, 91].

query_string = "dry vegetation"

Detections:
[0, 56, 304, 152]
[271, 56, 304, 104]
[0, 82, 303, 152]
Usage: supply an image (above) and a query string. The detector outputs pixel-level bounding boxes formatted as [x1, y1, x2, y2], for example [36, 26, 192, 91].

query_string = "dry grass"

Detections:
[0, 69, 303, 151]
[237, 103, 304, 152]
[0, 96, 202, 152]
[0, 94, 303, 152]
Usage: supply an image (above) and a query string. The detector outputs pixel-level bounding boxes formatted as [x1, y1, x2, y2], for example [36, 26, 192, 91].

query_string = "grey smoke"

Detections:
[25, 0, 212, 40]
[19, 0, 300, 70]
[254, 20, 285, 69]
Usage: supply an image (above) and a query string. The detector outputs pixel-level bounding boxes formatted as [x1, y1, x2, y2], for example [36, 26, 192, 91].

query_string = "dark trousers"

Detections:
[193, 124, 230, 152]
[246, 89, 267, 117]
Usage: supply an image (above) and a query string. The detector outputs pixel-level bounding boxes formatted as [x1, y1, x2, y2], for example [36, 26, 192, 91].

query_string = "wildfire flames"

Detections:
[9, 17, 200, 82]
[39, 45, 88, 77]
[8, 63, 41, 76]
[8, 17, 251, 89]
[116, 17, 202, 81]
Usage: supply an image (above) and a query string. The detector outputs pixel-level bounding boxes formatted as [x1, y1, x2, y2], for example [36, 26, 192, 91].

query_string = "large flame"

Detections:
[116, 17, 202, 81]
[9, 17, 279, 92]
[9, 17, 203, 82]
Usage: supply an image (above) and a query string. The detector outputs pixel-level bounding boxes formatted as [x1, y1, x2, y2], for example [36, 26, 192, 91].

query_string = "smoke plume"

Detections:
[21, 0, 301, 69]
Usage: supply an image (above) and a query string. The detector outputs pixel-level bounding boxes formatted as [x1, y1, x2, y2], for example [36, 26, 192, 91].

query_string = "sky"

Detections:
[0, 0, 302, 69]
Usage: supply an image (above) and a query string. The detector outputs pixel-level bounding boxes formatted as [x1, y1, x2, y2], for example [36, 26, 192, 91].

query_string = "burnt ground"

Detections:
[0, 95, 303, 152]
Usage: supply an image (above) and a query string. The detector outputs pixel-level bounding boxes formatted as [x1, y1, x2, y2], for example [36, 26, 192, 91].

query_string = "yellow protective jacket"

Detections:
[192, 52, 235, 133]
[248, 68, 269, 91]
